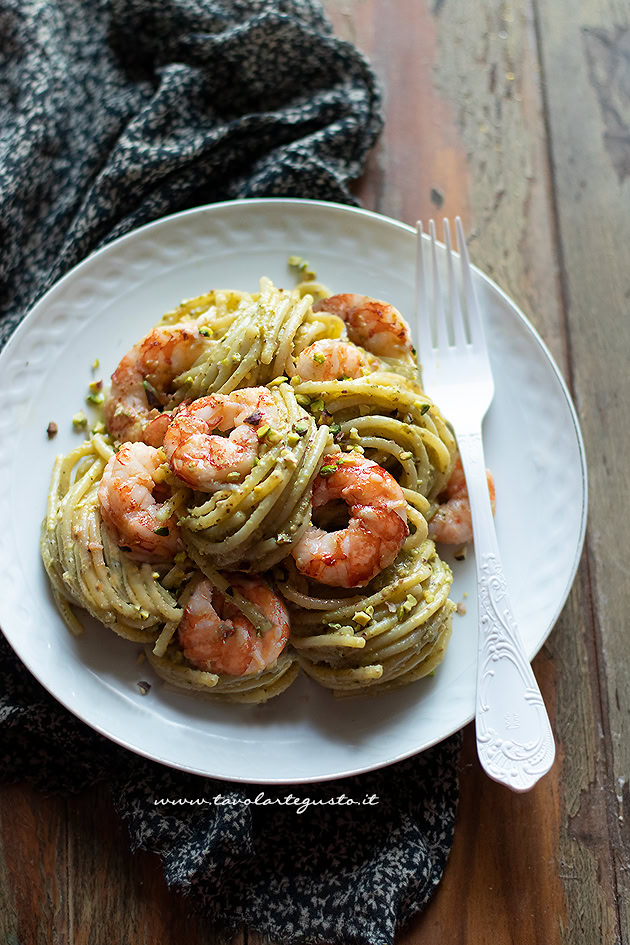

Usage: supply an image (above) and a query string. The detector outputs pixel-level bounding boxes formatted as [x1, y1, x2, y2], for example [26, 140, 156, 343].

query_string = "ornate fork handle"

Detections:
[457, 430, 556, 792]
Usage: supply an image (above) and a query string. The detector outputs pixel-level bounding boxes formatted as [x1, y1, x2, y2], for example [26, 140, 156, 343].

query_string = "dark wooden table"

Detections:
[2, 1, 628, 942]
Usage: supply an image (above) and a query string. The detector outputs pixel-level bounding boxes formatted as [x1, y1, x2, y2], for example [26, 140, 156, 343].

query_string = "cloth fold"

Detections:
[0, 1, 460, 942]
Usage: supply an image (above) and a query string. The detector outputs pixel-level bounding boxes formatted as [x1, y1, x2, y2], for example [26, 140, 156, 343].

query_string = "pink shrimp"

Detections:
[292, 453, 408, 588]
[163, 388, 280, 491]
[104, 325, 207, 444]
[313, 293, 413, 357]
[98, 442, 181, 560]
[428, 456, 496, 545]
[178, 574, 290, 676]
[292, 339, 370, 381]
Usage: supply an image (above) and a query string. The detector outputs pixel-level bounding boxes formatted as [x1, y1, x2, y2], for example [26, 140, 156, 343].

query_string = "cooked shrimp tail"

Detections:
[428, 455, 495, 545]
[292, 453, 408, 587]
[178, 574, 290, 676]
[164, 388, 280, 491]
[313, 293, 413, 357]
[97, 441, 182, 560]
[105, 325, 207, 444]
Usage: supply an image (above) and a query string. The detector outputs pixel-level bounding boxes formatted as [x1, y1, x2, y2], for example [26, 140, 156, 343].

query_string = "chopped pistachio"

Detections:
[349, 427, 361, 441]
[287, 432, 300, 447]
[309, 398, 324, 412]
[353, 610, 372, 627]
[266, 427, 282, 444]
[256, 424, 270, 440]
[46, 421, 58, 439]
[293, 422, 309, 436]
[151, 571, 160, 580]
[268, 375, 288, 387]
[329, 422, 341, 435]
[88, 379, 103, 393]
[288, 255, 316, 281]
[137, 681, 151, 696]
[295, 394, 311, 408]
[313, 352, 326, 364]
[91, 358, 100, 370]
[154, 525, 170, 536]
[420, 403, 431, 415]
[290, 375, 301, 387]
[319, 463, 339, 477]
[280, 448, 297, 465]
[199, 326, 213, 337]
[327, 623, 343, 631]
[72, 411, 88, 429]
[226, 471, 241, 482]
[399, 450, 413, 461]
[86, 391, 105, 405]
[91, 421, 106, 435]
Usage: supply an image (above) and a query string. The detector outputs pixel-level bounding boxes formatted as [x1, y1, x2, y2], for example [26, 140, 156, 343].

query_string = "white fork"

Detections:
[416, 217, 555, 792]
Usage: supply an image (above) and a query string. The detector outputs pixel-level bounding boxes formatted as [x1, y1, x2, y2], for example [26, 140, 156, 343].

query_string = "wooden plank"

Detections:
[533, 1, 630, 941]
[0, 785, 69, 945]
[327, 0, 471, 226]
[65, 784, 242, 945]
[400, 651, 567, 945]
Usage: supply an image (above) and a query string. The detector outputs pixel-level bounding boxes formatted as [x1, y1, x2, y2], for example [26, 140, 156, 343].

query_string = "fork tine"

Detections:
[456, 217, 486, 349]
[415, 221, 433, 363]
[429, 219, 449, 351]
[444, 218, 467, 348]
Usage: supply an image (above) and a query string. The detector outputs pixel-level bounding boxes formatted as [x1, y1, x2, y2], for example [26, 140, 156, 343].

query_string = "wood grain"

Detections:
[534, 1, 630, 941]
[0, 781, 243, 945]
[0, 786, 68, 945]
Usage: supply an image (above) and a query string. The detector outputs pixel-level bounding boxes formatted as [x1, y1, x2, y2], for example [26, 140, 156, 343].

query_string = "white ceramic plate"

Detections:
[0, 199, 586, 783]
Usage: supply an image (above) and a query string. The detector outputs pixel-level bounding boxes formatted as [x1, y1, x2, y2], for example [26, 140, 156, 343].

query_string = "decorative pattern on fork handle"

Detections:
[457, 431, 556, 792]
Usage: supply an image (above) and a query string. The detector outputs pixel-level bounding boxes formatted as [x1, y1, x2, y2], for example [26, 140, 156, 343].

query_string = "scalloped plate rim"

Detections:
[0, 198, 587, 784]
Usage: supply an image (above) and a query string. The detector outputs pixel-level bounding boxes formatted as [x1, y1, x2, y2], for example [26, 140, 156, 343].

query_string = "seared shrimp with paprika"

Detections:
[105, 324, 207, 444]
[313, 293, 413, 358]
[428, 455, 495, 545]
[292, 453, 408, 588]
[292, 338, 371, 382]
[178, 574, 290, 676]
[164, 387, 280, 491]
[98, 441, 181, 560]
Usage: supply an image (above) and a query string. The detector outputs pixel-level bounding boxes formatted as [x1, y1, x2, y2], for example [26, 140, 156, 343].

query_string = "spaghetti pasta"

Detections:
[41, 275, 459, 703]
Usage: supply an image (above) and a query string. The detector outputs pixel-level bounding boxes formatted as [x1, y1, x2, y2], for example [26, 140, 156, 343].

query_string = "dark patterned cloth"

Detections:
[0, 1, 461, 943]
